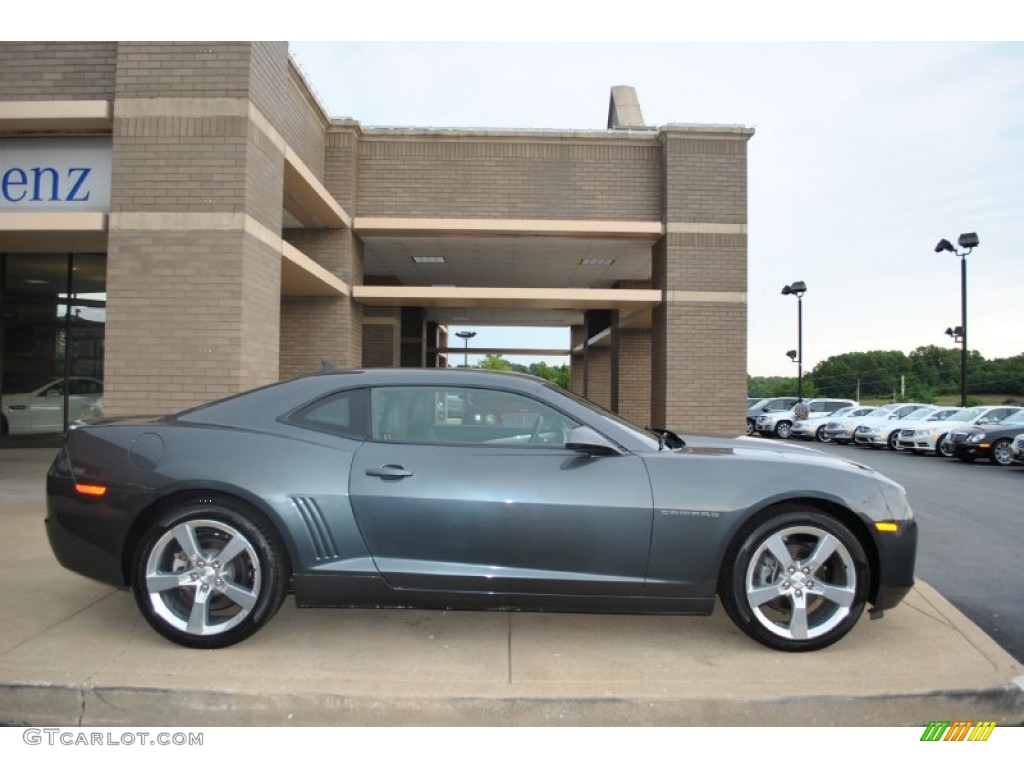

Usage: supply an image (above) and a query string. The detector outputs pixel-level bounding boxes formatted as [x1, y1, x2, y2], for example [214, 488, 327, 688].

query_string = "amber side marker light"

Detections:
[74, 483, 108, 497]
[875, 521, 899, 533]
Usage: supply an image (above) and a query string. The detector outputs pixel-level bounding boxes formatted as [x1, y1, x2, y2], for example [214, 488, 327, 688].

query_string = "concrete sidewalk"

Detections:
[1, 447, 1022, 726]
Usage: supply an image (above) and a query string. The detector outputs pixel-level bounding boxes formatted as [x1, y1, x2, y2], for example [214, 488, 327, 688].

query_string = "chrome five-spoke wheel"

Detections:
[721, 507, 868, 651]
[133, 501, 288, 648]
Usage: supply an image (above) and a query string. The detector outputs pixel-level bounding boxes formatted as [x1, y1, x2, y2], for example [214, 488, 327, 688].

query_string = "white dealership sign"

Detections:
[0, 137, 111, 212]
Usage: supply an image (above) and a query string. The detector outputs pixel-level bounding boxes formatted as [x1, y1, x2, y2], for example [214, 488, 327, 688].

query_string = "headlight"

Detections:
[968, 433, 986, 444]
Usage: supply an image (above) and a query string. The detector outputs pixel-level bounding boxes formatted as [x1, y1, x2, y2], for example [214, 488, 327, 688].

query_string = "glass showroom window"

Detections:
[0, 253, 106, 439]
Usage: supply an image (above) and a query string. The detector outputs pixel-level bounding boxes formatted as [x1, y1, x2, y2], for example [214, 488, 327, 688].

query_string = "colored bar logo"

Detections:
[921, 721, 996, 741]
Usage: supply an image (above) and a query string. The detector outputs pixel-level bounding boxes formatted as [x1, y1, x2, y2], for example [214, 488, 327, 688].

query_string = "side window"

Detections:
[370, 386, 579, 447]
[287, 389, 367, 439]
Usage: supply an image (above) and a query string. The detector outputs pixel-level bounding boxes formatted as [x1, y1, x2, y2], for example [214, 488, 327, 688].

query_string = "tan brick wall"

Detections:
[617, 328, 651, 427]
[104, 42, 285, 415]
[662, 134, 749, 224]
[280, 229, 364, 375]
[114, 42, 251, 99]
[104, 230, 279, 413]
[650, 130, 750, 436]
[585, 347, 612, 410]
[356, 134, 661, 220]
[0, 42, 116, 100]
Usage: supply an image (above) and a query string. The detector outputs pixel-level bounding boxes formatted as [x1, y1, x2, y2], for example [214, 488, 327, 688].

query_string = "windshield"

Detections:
[998, 410, 1024, 426]
[552, 382, 663, 450]
[928, 409, 961, 422]
[903, 407, 935, 420]
[956, 407, 984, 422]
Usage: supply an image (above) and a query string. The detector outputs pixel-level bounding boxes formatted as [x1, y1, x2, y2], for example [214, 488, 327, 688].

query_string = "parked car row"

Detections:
[749, 395, 1024, 468]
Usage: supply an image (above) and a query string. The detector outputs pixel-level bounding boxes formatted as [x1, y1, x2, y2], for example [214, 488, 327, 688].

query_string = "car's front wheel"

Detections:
[815, 426, 832, 443]
[887, 432, 904, 451]
[990, 438, 1015, 466]
[745, 419, 755, 436]
[774, 421, 793, 439]
[720, 507, 869, 652]
[132, 499, 289, 648]
[937, 436, 954, 458]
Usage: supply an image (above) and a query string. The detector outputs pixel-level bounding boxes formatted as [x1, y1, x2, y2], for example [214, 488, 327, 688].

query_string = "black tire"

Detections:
[720, 506, 869, 652]
[745, 419, 755, 436]
[887, 432, 904, 451]
[815, 426, 833, 444]
[990, 438, 1014, 467]
[774, 421, 793, 439]
[131, 499, 289, 648]
[937, 435, 954, 458]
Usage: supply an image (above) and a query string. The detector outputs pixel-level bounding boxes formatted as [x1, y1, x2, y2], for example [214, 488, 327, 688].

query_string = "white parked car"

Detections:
[820, 403, 905, 445]
[1, 376, 104, 435]
[896, 405, 1021, 456]
[791, 405, 874, 442]
[853, 405, 936, 450]
[755, 398, 858, 439]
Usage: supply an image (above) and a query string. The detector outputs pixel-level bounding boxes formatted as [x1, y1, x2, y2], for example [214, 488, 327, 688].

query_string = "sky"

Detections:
[20, 2, 1024, 377]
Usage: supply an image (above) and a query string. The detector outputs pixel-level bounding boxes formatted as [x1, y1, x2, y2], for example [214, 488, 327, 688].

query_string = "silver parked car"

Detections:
[46, 368, 917, 652]
[746, 397, 799, 436]
[755, 398, 858, 439]
[791, 405, 874, 442]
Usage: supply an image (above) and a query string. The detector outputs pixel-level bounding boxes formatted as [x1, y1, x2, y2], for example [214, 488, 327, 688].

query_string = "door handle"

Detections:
[365, 465, 414, 478]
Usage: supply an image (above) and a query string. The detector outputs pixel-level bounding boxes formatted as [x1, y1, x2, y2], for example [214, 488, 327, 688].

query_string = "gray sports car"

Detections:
[45, 367, 917, 651]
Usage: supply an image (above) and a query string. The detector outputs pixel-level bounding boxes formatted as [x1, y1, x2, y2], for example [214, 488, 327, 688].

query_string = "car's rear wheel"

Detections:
[720, 506, 869, 652]
[990, 438, 1014, 466]
[774, 421, 793, 439]
[132, 500, 288, 649]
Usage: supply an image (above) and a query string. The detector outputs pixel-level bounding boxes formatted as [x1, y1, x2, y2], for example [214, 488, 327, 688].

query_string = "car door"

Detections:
[348, 384, 655, 596]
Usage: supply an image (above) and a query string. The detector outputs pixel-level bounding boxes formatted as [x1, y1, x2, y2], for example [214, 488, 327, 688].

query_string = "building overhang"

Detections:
[0, 211, 107, 251]
[355, 217, 662, 239]
[283, 147, 351, 229]
[352, 286, 660, 311]
[0, 100, 113, 133]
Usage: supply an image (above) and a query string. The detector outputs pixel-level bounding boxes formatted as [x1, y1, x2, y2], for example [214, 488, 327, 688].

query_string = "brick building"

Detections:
[0, 42, 753, 441]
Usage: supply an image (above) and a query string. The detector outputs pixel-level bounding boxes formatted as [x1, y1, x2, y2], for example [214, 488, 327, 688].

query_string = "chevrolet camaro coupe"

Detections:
[46, 368, 918, 652]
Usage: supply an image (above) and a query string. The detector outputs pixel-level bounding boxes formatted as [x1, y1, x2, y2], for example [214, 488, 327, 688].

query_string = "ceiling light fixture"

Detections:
[580, 258, 615, 266]
[412, 256, 446, 264]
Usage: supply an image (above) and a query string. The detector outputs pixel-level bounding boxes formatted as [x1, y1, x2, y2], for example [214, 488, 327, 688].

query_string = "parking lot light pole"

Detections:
[781, 281, 807, 400]
[455, 330, 476, 368]
[935, 233, 979, 407]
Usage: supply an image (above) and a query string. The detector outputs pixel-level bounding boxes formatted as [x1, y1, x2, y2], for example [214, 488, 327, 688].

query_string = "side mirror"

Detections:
[565, 426, 621, 456]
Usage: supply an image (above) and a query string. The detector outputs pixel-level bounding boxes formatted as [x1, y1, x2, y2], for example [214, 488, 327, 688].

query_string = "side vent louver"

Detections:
[290, 496, 338, 560]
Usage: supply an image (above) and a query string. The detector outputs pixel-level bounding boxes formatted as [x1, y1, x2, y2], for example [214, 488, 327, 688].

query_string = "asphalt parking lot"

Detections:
[1, 446, 1023, 726]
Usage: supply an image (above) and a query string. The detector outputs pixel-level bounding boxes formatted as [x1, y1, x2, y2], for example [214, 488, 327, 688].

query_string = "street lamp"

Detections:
[455, 330, 476, 368]
[935, 233, 978, 407]
[944, 326, 964, 345]
[781, 281, 807, 400]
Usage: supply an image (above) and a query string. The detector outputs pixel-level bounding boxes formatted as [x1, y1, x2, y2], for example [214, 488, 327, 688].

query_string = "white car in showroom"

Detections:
[1, 376, 104, 435]
[906, 405, 1022, 457]
[754, 398, 858, 439]
[790, 405, 874, 442]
